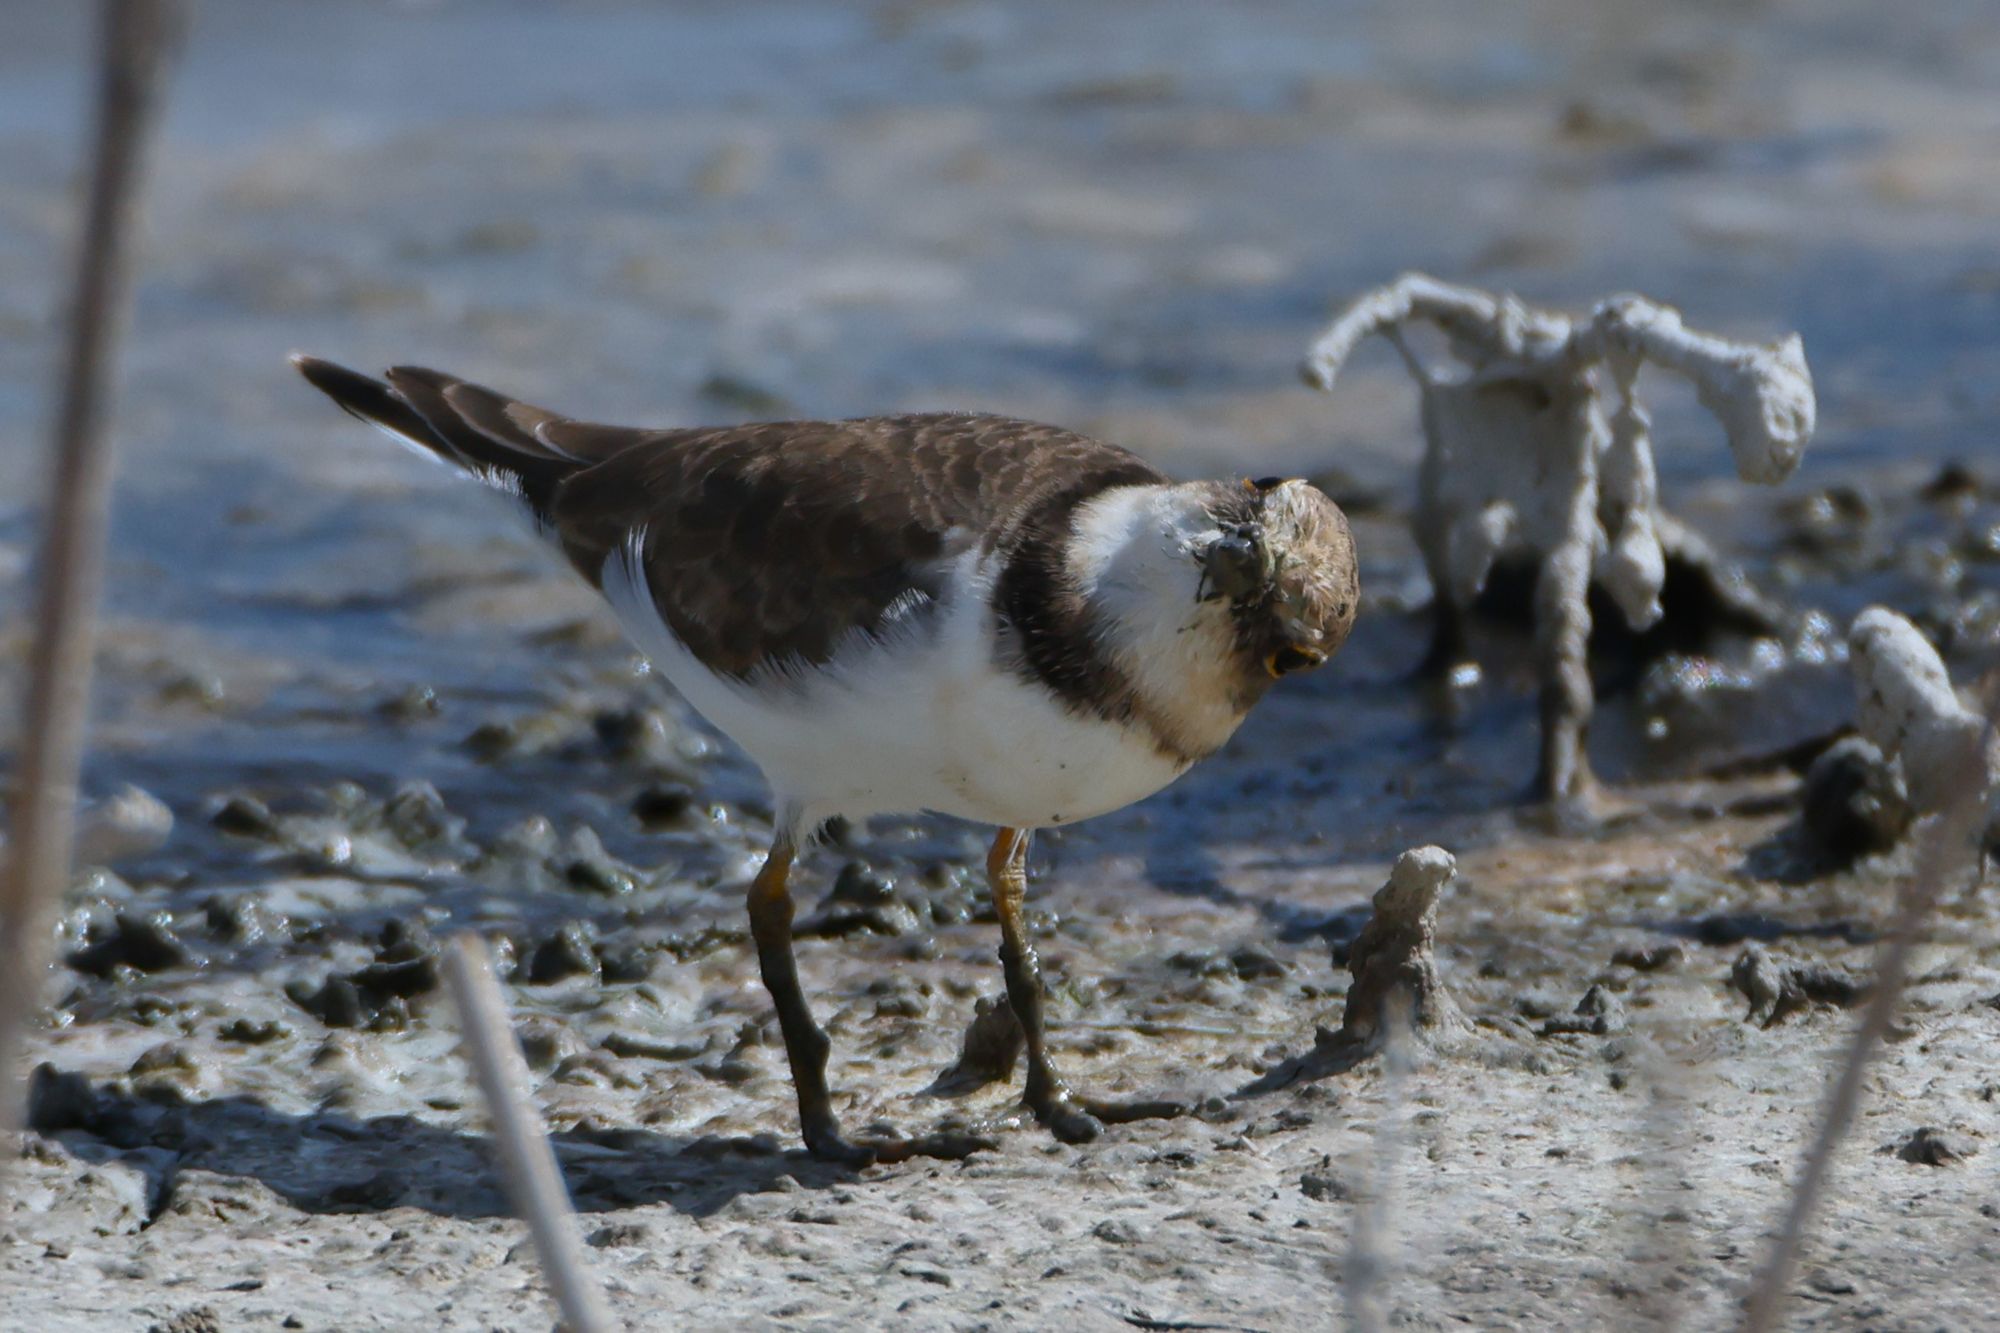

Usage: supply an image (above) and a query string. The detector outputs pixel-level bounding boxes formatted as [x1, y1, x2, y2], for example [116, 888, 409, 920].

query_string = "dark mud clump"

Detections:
[146, 1307, 222, 1333]
[25, 1066, 102, 1138]
[631, 781, 696, 828]
[1538, 983, 1627, 1038]
[561, 827, 641, 896]
[210, 793, 280, 839]
[1800, 735, 1913, 865]
[67, 911, 190, 977]
[926, 994, 1024, 1094]
[1610, 943, 1686, 973]
[1728, 944, 1869, 1027]
[217, 1017, 289, 1045]
[285, 921, 440, 1029]
[380, 780, 465, 851]
[524, 920, 600, 984]
[204, 892, 290, 945]
[798, 859, 983, 938]
[1890, 1127, 1976, 1167]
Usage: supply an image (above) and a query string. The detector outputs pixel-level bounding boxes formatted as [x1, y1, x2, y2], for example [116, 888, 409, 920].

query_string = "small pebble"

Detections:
[68, 911, 188, 977]
[217, 1017, 288, 1045]
[210, 793, 279, 839]
[1892, 1127, 1974, 1167]
[1610, 943, 1685, 973]
[632, 782, 695, 827]
[1801, 736, 1912, 864]
[525, 921, 599, 984]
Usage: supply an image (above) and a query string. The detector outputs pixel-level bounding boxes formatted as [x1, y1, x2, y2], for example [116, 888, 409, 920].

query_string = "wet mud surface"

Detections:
[3, 1, 2000, 1328]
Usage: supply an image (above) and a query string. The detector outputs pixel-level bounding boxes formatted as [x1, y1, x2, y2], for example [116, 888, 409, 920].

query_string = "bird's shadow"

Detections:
[27, 1065, 852, 1222]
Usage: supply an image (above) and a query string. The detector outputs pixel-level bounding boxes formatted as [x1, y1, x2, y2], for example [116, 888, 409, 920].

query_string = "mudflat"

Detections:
[3, 2, 1996, 1327]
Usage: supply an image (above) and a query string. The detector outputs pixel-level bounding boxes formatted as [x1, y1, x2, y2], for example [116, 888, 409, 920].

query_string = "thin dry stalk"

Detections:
[442, 934, 617, 1333]
[1740, 673, 1999, 1332]
[0, 0, 183, 1165]
[1624, 1018, 1705, 1331]
[1343, 994, 1411, 1333]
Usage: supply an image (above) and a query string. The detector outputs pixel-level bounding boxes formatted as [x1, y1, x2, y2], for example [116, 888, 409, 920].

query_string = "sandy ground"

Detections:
[3, 1, 1999, 1329]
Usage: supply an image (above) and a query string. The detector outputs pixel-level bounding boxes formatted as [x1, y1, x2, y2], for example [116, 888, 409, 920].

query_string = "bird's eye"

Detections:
[1266, 645, 1325, 677]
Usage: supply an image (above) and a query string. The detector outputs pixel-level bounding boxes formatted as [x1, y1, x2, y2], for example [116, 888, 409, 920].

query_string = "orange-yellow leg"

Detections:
[745, 838, 868, 1164]
[747, 835, 992, 1166]
[987, 828, 1186, 1143]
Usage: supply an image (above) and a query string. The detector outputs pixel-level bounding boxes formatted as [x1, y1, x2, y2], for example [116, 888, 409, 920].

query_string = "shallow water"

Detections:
[0, 0, 1992, 940]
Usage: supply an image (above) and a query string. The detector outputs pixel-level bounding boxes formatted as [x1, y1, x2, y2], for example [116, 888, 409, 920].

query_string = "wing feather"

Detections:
[295, 355, 1164, 679]
[550, 413, 1164, 677]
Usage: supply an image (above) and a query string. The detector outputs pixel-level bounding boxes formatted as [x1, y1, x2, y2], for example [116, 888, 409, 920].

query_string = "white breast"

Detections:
[600, 535, 1191, 836]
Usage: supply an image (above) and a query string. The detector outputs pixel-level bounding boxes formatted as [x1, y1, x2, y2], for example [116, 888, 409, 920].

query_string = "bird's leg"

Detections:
[747, 834, 993, 1167]
[745, 836, 871, 1165]
[987, 828, 1097, 1142]
[1417, 596, 1472, 679]
[987, 828, 1184, 1144]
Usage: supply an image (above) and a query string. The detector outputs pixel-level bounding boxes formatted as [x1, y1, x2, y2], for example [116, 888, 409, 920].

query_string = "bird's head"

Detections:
[1064, 474, 1361, 755]
[1194, 476, 1360, 683]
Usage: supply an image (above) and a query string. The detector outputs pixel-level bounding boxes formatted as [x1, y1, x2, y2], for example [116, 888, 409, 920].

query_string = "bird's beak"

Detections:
[1198, 522, 1268, 603]
[1264, 644, 1326, 678]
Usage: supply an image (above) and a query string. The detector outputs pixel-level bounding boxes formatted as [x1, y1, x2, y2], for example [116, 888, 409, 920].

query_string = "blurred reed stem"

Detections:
[0, 0, 184, 1169]
[443, 933, 617, 1333]
[1741, 672, 1999, 1332]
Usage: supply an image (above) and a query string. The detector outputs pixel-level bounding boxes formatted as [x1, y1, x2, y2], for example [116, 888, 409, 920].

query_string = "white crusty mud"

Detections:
[1302, 273, 1816, 800]
[0, 785, 173, 869]
[1246, 845, 1468, 1090]
[1327, 844, 1466, 1050]
[1848, 607, 2000, 819]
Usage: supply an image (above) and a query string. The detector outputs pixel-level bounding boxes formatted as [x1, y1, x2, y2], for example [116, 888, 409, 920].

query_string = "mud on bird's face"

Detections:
[1196, 476, 1361, 681]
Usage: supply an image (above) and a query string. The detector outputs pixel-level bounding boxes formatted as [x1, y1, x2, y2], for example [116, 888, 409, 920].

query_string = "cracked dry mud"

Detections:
[5, 0, 2000, 1328]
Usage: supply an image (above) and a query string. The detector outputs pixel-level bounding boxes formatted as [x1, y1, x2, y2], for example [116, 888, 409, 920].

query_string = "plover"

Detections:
[295, 356, 1360, 1164]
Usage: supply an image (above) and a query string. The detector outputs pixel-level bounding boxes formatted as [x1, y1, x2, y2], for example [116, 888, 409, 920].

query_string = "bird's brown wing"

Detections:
[548, 412, 1165, 677]
[294, 357, 1164, 678]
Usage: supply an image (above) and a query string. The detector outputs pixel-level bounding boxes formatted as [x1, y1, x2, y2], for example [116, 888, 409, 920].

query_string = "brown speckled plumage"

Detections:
[295, 358, 1168, 693]
[555, 412, 1164, 680]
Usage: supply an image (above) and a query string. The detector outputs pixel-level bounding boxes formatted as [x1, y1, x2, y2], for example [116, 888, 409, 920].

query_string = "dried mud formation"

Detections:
[1848, 607, 2000, 826]
[1302, 274, 1817, 804]
[1248, 846, 1466, 1089]
[1802, 606, 2000, 868]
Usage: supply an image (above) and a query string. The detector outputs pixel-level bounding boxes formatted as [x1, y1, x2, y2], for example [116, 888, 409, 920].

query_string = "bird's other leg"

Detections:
[1417, 593, 1472, 680]
[987, 828, 1184, 1144]
[987, 828, 1097, 1142]
[1413, 499, 1474, 682]
[746, 832, 993, 1167]
[1533, 535, 1598, 807]
[745, 835, 871, 1165]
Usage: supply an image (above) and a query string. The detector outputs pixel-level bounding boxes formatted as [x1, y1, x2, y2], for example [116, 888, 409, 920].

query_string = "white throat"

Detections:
[1065, 483, 1252, 756]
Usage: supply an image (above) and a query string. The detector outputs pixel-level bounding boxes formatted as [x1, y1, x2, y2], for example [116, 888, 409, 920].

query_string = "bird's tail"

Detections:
[291, 355, 588, 526]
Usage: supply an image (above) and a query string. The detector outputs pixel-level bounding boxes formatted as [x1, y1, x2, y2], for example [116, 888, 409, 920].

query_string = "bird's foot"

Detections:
[1036, 1094, 1103, 1144]
[1029, 1089, 1188, 1144]
[803, 1114, 993, 1167]
[800, 1112, 877, 1167]
[1078, 1093, 1190, 1126]
[866, 1130, 996, 1164]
